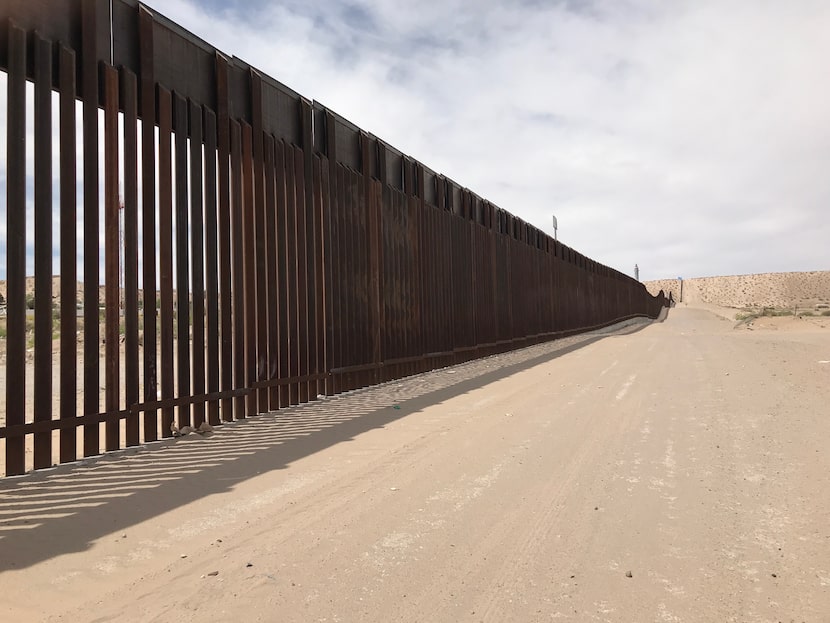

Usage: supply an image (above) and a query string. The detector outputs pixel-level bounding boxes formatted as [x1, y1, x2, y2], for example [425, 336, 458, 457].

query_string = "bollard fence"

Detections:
[0, 0, 667, 476]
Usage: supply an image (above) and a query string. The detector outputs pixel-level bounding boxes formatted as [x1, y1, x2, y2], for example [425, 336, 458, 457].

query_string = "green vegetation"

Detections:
[735, 305, 830, 322]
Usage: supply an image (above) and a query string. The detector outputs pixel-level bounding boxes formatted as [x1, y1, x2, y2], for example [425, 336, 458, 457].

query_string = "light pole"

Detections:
[551, 214, 558, 241]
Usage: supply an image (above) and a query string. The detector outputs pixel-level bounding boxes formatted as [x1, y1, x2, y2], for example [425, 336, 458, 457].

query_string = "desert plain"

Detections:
[0, 272, 829, 622]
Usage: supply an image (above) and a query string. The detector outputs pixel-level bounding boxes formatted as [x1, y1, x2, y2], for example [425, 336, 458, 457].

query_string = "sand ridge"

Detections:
[644, 270, 830, 309]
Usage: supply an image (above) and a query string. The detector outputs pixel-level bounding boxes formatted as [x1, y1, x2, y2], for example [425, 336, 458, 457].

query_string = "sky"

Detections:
[2, 0, 829, 283]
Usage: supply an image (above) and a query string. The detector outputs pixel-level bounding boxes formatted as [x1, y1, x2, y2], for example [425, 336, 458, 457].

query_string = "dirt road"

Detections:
[1, 307, 829, 622]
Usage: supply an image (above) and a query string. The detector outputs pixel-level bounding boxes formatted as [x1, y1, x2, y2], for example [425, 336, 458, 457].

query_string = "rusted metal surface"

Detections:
[275, 140, 291, 408]
[285, 146, 300, 404]
[59, 43, 78, 463]
[81, 0, 100, 458]
[313, 155, 329, 396]
[216, 53, 234, 422]
[33, 33, 53, 469]
[301, 100, 319, 401]
[0, 0, 668, 475]
[294, 145, 310, 404]
[343, 166, 357, 390]
[204, 107, 221, 425]
[103, 63, 120, 452]
[264, 135, 280, 410]
[158, 86, 175, 438]
[252, 73, 270, 412]
[5, 21, 27, 476]
[242, 122, 258, 417]
[331, 164, 345, 392]
[122, 67, 140, 446]
[319, 156, 333, 394]
[190, 100, 206, 427]
[174, 92, 191, 429]
[230, 120, 246, 417]
[139, 5, 159, 441]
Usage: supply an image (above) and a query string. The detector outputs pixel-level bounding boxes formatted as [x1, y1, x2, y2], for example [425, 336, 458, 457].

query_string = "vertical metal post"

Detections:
[59, 43, 78, 464]
[173, 92, 191, 428]
[204, 107, 221, 425]
[190, 101, 206, 425]
[6, 22, 27, 476]
[103, 63, 120, 451]
[158, 87, 175, 436]
[82, 0, 101, 457]
[242, 122, 258, 416]
[230, 120, 246, 416]
[139, 6, 158, 440]
[121, 67, 139, 446]
[33, 33, 54, 469]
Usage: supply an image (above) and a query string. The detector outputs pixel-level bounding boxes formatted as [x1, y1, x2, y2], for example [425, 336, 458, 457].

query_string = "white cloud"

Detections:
[185, 0, 829, 279]
[4, 0, 829, 282]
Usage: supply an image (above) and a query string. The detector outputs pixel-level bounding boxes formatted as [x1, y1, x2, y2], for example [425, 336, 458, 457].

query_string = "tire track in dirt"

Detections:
[433, 337, 648, 622]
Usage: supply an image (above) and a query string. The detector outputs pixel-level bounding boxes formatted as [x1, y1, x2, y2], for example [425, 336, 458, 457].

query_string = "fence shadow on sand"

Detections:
[0, 318, 657, 571]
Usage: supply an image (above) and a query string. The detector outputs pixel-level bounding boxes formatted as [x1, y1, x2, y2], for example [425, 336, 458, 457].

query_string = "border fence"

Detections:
[0, 0, 667, 476]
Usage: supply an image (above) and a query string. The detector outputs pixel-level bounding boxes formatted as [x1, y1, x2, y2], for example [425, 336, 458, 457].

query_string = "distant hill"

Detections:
[643, 271, 830, 309]
[0, 277, 191, 310]
[0, 277, 110, 308]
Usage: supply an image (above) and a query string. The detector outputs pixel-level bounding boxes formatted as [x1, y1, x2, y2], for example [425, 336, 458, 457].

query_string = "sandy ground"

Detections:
[1, 306, 829, 622]
[0, 337, 190, 476]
